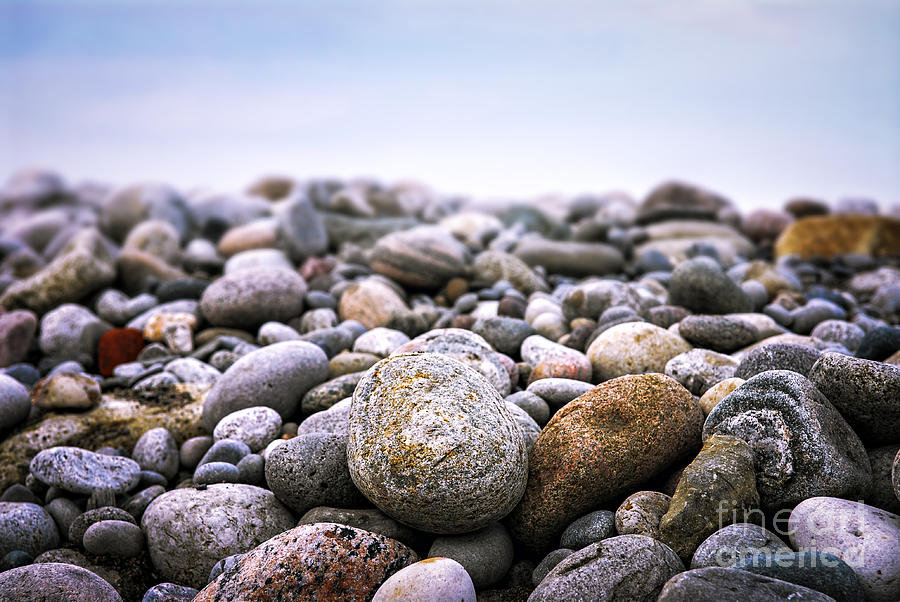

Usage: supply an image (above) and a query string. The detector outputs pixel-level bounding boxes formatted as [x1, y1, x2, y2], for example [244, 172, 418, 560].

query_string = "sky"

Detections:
[1, 0, 898, 211]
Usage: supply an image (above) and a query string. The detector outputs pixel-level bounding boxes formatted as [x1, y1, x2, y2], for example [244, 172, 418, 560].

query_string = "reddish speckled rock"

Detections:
[96, 328, 145, 377]
[507, 373, 704, 553]
[193, 522, 418, 602]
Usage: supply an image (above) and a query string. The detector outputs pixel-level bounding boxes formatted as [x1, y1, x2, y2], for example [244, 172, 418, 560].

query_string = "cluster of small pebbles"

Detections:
[1, 169, 899, 601]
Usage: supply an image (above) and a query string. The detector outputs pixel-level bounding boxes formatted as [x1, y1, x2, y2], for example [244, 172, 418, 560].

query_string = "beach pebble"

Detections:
[193, 461, 240, 485]
[615, 491, 672, 539]
[372, 557, 476, 602]
[141, 483, 295, 589]
[193, 522, 418, 601]
[141, 583, 200, 602]
[347, 353, 528, 534]
[0, 374, 31, 431]
[529, 534, 684, 601]
[0, 502, 59, 557]
[734, 342, 821, 379]
[39, 303, 108, 366]
[733, 551, 864, 602]
[132, 427, 179, 481]
[665, 349, 738, 396]
[697, 376, 744, 414]
[668, 257, 753, 314]
[678, 315, 760, 352]
[657, 566, 836, 601]
[264, 432, 366, 514]
[351, 327, 410, 357]
[471, 316, 535, 356]
[559, 509, 616, 550]
[789, 497, 900, 602]
[0, 309, 37, 368]
[213, 406, 282, 452]
[0, 562, 122, 602]
[811, 319, 866, 353]
[856, 325, 900, 361]
[197, 438, 251, 467]
[370, 225, 469, 289]
[30, 446, 141, 495]
[428, 522, 514, 589]
[199, 267, 307, 329]
[68, 506, 137, 546]
[338, 277, 410, 330]
[520, 334, 592, 382]
[298, 506, 421, 549]
[691, 522, 791, 569]
[587, 322, 691, 382]
[82, 519, 144, 557]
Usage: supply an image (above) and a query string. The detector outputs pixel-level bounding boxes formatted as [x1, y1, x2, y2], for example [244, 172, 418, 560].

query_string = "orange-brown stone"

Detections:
[97, 328, 145, 377]
[774, 215, 900, 259]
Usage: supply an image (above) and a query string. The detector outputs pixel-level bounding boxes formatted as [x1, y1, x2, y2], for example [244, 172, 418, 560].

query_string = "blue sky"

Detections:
[1, 0, 898, 210]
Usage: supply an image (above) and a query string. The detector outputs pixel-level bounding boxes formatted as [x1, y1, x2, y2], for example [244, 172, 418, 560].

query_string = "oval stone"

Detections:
[29, 446, 141, 495]
[199, 267, 307, 329]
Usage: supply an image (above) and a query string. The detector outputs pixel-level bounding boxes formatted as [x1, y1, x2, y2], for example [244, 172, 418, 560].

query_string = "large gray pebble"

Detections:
[141, 583, 200, 602]
[559, 509, 616, 550]
[213, 406, 282, 452]
[276, 193, 328, 263]
[352, 327, 410, 357]
[30, 446, 141, 495]
[201, 340, 328, 431]
[197, 439, 251, 467]
[529, 534, 684, 601]
[678, 314, 759, 353]
[505, 401, 541, 453]
[668, 257, 753, 314]
[690, 522, 791, 569]
[0, 502, 59, 557]
[194, 462, 241, 485]
[83, 520, 144, 557]
[0, 562, 122, 602]
[665, 348, 738, 396]
[132, 427, 179, 481]
[39, 303, 109, 366]
[657, 566, 836, 601]
[0, 374, 31, 431]
[372, 557, 476, 602]
[704, 370, 871, 509]
[264, 432, 365, 514]
[141, 483, 295, 589]
[296, 399, 351, 436]
[735, 342, 821, 379]
[428, 522, 514, 589]
[504, 391, 550, 427]
[526, 378, 593, 410]
[471, 316, 536, 356]
[811, 319, 866, 353]
[199, 267, 307, 329]
[348, 353, 528, 534]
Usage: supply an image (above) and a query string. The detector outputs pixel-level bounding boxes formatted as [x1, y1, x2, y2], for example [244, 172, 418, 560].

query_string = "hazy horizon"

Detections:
[2, 0, 899, 211]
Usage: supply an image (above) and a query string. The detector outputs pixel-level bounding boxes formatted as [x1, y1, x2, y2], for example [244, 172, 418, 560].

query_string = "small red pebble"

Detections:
[97, 328, 145, 377]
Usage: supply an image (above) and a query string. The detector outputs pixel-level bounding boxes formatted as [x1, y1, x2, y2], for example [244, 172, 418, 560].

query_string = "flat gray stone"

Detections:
[30, 446, 141, 495]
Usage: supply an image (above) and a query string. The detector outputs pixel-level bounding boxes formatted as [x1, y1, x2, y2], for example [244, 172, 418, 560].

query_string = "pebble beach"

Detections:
[0, 168, 899, 601]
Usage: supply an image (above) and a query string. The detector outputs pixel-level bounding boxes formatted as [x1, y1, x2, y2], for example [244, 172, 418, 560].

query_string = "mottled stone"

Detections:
[508, 374, 703, 553]
[132, 427, 179, 481]
[0, 562, 123, 602]
[697, 377, 744, 415]
[213, 406, 282, 452]
[472, 250, 548, 295]
[370, 225, 469, 289]
[529, 534, 684, 602]
[201, 340, 328, 431]
[668, 257, 753, 314]
[0, 374, 31, 432]
[615, 491, 672, 539]
[559, 510, 616, 550]
[775, 214, 900, 259]
[808, 352, 900, 445]
[587, 322, 692, 383]
[665, 349, 738, 396]
[789, 497, 900, 602]
[0, 502, 59, 557]
[659, 435, 760, 562]
[83, 519, 144, 557]
[657, 566, 836, 602]
[200, 267, 307, 329]
[141, 483, 296, 589]
[704, 370, 871, 510]
[298, 506, 421, 550]
[347, 353, 528, 534]
[141, 583, 200, 602]
[520, 335, 592, 382]
[30, 446, 141, 495]
[735, 342, 821, 379]
[193, 523, 418, 601]
[0, 310, 37, 368]
[339, 278, 410, 330]
[31, 373, 101, 411]
[691, 522, 791, 569]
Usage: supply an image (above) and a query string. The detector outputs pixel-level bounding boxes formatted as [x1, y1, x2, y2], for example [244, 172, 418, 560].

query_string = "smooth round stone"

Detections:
[142, 483, 296, 589]
[296, 399, 351, 436]
[305, 290, 336, 309]
[30, 446, 141, 495]
[0, 309, 37, 368]
[791, 298, 848, 335]
[197, 439, 251, 467]
[68, 506, 137, 546]
[704, 370, 871, 510]
[328, 351, 380, 377]
[504, 391, 550, 426]
[194, 461, 241, 485]
[733, 551, 864, 602]
[370, 225, 469, 289]
[0, 562, 123, 602]
[856, 326, 900, 361]
[393, 328, 513, 396]
[529, 534, 684, 602]
[657, 566, 836, 601]
[179, 436, 213, 469]
[665, 348, 738, 396]
[587, 322, 692, 383]
[83, 519, 144, 557]
[668, 257, 754, 314]
[471, 316, 535, 356]
[300, 371, 366, 415]
[264, 432, 366, 515]
[193, 522, 418, 601]
[199, 267, 307, 329]
[1, 484, 40, 504]
[352, 327, 411, 357]
[505, 401, 541, 452]
[132, 427, 179, 481]
[789, 497, 900, 602]
[697, 377, 745, 415]
[95, 290, 158, 326]
[256, 321, 301, 345]
[525, 378, 594, 411]
[121, 485, 165, 520]
[559, 510, 616, 550]
[533, 548, 575, 586]
[2, 363, 41, 387]
[520, 335, 592, 382]
[677, 315, 760, 353]
[372, 557, 476, 602]
[508, 374, 703, 553]
[213, 406, 282, 452]
[691, 522, 791, 569]
[347, 353, 528, 534]
[0, 373, 31, 431]
[236, 453, 265, 486]
[811, 320, 866, 353]
[0, 502, 59, 557]
[44, 497, 81, 540]
[525, 297, 564, 325]
[338, 277, 410, 330]
[428, 522, 514, 589]
[514, 236, 624, 278]
[0, 549, 32, 572]
[615, 491, 672, 539]
[141, 583, 200, 602]
[734, 342, 821, 379]
[201, 340, 328, 431]
[808, 352, 900, 446]
[38, 303, 108, 364]
[223, 248, 292, 274]
[164, 357, 221, 385]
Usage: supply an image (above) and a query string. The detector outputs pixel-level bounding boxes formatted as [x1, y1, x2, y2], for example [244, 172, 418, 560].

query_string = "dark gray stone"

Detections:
[471, 316, 535, 356]
[68, 506, 136, 547]
[30, 447, 141, 495]
[657, 566, 836, 601]
[0, 562, 123, 602]
[428, 522, 515, 589]
[83, 519, 145, 558]
[735, 343, 821, 379]
[559, 509, 616, 550]
[665, 349, 738, 396]
[678, 315, 759, 352]
[275, 194, 328, 262]
[194, 461, 241, 485]
[0, 374, 30, 431]
[734, 552, 863, 602]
